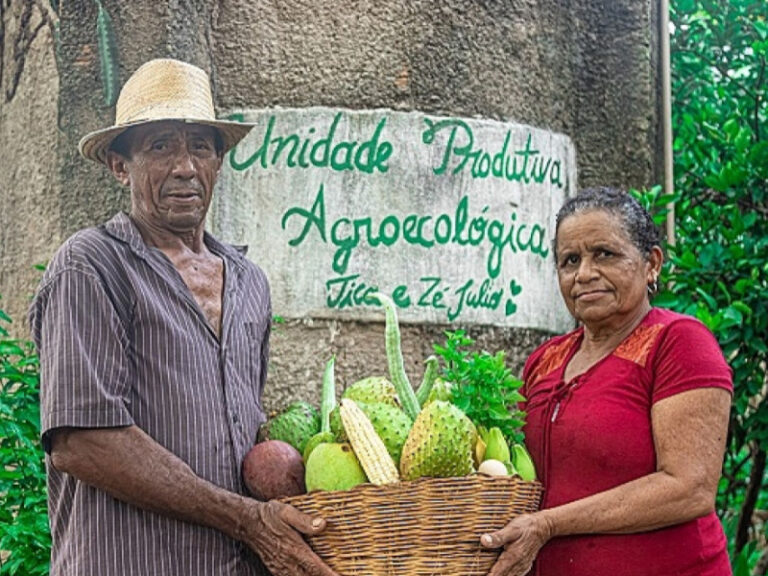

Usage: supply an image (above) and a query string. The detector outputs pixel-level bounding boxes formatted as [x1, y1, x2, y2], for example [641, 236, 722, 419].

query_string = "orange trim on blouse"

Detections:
[613, 323, 665, 367]
[529, 332, 580, 386]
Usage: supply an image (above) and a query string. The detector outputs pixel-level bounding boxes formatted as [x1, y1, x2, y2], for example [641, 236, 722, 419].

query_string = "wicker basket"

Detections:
[281, 474, 543, 576]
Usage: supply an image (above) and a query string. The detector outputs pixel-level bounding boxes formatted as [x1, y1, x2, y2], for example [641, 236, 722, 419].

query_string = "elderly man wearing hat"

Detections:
[29, 59, 338, 576]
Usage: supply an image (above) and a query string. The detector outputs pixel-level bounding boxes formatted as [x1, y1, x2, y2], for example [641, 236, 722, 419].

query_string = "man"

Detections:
[29, 58, 338, 576]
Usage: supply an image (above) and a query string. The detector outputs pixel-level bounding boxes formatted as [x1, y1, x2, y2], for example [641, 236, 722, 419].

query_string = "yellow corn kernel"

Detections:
[339, 399, 400, 485]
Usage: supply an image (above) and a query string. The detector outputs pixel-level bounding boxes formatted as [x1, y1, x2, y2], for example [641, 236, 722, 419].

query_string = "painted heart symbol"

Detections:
[509, 280, 522, 296]
[505, 299, 517, 316]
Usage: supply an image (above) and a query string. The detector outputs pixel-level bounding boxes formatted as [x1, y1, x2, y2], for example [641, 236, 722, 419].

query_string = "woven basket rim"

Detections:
[279, 475, 544, 576]
[282, 473, 544, 504]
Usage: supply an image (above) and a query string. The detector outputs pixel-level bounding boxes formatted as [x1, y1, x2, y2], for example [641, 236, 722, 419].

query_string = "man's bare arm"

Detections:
[50, 425, 338, 576]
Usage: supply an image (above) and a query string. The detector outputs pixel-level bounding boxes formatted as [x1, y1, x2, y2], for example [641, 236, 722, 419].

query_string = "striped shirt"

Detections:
[29, 212, 271, 576]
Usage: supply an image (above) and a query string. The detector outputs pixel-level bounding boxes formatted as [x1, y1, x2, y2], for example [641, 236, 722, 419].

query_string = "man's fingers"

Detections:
[275, 508, 339, 576]
[279, 503, 327, 536]
[265, 547, 340, 576]
[299, 548, 342, 576]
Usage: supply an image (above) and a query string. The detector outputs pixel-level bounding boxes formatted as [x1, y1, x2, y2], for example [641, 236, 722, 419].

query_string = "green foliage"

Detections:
[731, 541, 761, 576]
[668, 0, 767, 453]
[0, 303, 50, 576]
[653, 0, 768, 571]
[433, 330, 526, 445]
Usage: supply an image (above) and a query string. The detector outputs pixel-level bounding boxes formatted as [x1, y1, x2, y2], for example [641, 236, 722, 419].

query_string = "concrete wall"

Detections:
[0, 0, 659, 412]
[0, 0, 59, 330]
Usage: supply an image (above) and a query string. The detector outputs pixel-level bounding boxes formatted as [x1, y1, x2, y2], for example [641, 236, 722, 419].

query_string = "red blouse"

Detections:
[522, 308, 733, 576]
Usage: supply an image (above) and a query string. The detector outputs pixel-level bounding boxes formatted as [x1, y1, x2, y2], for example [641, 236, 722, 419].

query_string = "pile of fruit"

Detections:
[242, 293, 537, 502]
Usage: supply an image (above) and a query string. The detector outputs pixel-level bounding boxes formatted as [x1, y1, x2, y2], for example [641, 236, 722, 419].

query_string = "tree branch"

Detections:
[754, 55, 765, 143]
[735, 445, 767, 553]
[5, 0, 54, 103]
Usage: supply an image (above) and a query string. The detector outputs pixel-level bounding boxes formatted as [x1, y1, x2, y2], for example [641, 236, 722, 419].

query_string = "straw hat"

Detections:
[78, 58, 255, 164]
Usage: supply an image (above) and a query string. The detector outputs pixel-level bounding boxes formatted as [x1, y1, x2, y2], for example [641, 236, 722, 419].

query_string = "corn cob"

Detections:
[339, 399, 400, 485]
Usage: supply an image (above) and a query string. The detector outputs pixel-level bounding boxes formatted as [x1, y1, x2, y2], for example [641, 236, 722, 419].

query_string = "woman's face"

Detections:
[555, 210, 662, 332]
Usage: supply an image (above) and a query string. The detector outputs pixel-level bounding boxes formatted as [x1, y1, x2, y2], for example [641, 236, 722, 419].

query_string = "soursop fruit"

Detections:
[399, 400, 477, 480]
[330, 401, 412, 466]
[364, 402, 413, 466]
[263, 401, 320, 454]
[342, 377, 399, 407]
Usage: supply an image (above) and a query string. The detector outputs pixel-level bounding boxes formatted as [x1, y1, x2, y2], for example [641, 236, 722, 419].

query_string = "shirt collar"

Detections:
[102, 212, 249, 271]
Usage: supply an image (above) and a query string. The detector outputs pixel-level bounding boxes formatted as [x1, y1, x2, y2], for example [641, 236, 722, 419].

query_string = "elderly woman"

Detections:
[482, 187, 733, 576]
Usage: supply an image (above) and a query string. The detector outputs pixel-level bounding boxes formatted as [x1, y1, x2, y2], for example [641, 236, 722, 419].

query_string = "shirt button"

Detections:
[232, 414, 240, 423]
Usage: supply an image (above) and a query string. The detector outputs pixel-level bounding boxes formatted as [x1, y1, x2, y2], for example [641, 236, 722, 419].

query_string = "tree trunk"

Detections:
[736, 445, 767, 553]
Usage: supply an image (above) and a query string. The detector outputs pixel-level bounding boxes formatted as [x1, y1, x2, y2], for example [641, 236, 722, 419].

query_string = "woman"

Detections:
[481, 187, 733, 576]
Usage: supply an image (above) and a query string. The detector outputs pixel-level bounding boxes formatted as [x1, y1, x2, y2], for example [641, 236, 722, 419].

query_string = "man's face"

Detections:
[107, 120, 223, 233]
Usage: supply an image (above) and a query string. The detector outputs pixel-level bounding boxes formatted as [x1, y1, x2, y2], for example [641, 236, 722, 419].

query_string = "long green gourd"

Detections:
[415, 356, 439, 407]
[320, 356, 336, 434]
[372, 293, 421, 421]
[302, 357, 337, 462]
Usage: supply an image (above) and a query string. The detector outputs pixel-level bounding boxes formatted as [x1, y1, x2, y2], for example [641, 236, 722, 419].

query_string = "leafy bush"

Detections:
[433, 330, 526, 445]
[653, 0, 768, 572]
[0, 302, 50, 576]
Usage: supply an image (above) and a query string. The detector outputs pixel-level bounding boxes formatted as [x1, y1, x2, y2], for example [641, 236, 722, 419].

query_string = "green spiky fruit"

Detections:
[305, 443, 368, 492]
[360, 402, 413, 466]
[285, 400, 319, 415]
[399, 400, 477, 480]
[342, 377, 399, 407]
[329, 401, 412, 465]
[265, 401, 320, 454]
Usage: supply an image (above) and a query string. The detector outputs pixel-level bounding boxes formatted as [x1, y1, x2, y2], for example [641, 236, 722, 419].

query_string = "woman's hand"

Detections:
[242, 500, 340, 576]
[481, 513, 554, 576]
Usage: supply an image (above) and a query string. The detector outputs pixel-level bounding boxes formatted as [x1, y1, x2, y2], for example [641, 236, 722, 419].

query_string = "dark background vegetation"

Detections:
[660, 0, 767, 572]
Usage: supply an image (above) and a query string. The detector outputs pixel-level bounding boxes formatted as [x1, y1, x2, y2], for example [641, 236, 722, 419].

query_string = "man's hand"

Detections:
[242, 499, 340, 576]
[50, 426, 339, 575]
[480, 513, 553, 576]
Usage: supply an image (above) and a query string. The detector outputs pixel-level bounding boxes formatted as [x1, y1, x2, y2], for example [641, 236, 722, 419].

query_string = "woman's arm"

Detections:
[482, 386, 731, 576]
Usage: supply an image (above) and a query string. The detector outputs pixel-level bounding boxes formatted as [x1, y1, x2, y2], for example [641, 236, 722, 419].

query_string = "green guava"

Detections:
[304, 442, 368, 492]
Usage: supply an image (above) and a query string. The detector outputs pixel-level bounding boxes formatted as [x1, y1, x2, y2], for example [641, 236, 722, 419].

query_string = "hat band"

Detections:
[116, 99, 216, 126]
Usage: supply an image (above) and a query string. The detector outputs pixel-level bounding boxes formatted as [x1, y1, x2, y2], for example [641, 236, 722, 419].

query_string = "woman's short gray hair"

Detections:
[554, 187, 662, 259]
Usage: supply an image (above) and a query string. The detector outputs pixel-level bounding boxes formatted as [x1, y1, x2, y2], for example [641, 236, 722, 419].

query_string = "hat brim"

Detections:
[78, 117, 256, 165]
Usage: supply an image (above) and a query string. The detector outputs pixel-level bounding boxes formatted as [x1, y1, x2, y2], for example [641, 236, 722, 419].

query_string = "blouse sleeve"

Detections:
[651, 317, 733, 405]
[521, 339, 548, 407]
